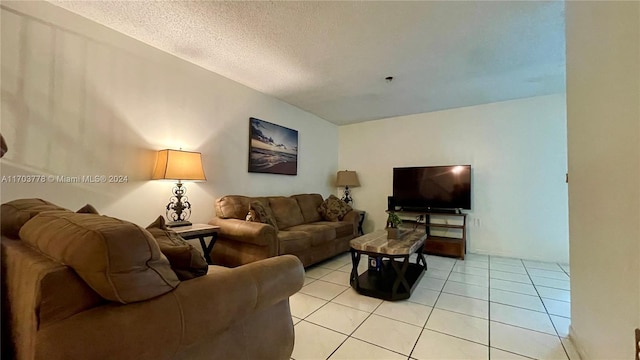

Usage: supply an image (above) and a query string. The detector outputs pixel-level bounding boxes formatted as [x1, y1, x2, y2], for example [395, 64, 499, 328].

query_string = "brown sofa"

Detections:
[210, 193, 359, 267]
[1, 199, 304, 360]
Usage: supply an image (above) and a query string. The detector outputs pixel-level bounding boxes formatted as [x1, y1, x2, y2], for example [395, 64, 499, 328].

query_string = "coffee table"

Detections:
[350, 229, 427, 301]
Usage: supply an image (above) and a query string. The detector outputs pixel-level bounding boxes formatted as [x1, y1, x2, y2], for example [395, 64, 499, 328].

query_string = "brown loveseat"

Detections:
[1, 199, 304, 360]
[210, 193, 359, 267]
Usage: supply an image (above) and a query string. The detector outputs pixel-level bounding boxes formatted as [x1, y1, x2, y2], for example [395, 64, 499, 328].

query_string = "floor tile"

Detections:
[337, 260, 367, 274]
[435, 292, 488, 319]
[490, 322, 568, 360]
[320, 270, 351, 286]
[300, 280, 349, 300]
[490, 270, 532, 284]
[531, 276, 571, 290]
[412, 329, 488, 360]
[292, 320, 347, 360]
[317, 253, 352, 270]
[490, 279, 538, 296]
[453, 263, 489, 276]
[332, 288, 383, 313]
[489, 347, 534, 359]
[289, 292, 328, 318]
[305, 266, 335, 279]
[542, 298, 571, 318]
[537, 286, 571, 302]
[490, 263, 527, 274]
[329, 337, 406, 360]
[550, 315, 571, 337]
[443, 280, 489, 300]
[426, 258, 455, 271]
[374, 300, 432, 327]
[292, 253, 572, 360]
[447, 272, 489, 286]
[490, 288, 546, 312]
[528, 268, 570, 281]
[408, 287, 440, 306]
[352, 314, 422, 356]
[490, 257, 523, 266]
[560, 264, 570, 274]
[306, 302, 370, 335]
[417, 276, 446, 291]
[461, 259, 490, 269]
[464, 253, 489, 262]
[490, 302, 556, 335]
[425, 308, 489, 345]
[523, 260, 563, 272]
[424, 268, 451, 280]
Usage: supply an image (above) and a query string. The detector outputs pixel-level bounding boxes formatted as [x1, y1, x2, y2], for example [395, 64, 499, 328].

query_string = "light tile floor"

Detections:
[290, 252, 579, 360]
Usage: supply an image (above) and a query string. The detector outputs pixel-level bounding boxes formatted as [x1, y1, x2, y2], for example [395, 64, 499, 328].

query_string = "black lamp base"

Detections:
[166, 220, 192, 228]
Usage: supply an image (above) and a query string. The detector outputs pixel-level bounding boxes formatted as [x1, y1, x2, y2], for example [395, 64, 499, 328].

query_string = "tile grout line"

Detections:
[408, 256, 455, 360]
[522, 260, 572, 360]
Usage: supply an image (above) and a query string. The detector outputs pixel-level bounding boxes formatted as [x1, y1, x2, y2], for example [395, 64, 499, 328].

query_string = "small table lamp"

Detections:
[336, 170, 360, 206]
[152, 149, 206, 227]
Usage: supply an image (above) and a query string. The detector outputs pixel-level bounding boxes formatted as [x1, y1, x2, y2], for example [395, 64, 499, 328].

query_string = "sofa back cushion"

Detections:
[19, 212, 180, 304]
[216, 195, 251, 219]
[293, 194, 324, 223]
[268, 196, 305, 229]
[1, 199, 69, 238]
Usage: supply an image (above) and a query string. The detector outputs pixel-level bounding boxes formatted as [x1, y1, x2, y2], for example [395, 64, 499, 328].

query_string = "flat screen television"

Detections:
[392, 165, 471, 211]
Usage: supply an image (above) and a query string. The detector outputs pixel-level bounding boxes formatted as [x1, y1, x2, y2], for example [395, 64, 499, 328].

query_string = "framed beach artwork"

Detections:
[248, 117, 298, 175]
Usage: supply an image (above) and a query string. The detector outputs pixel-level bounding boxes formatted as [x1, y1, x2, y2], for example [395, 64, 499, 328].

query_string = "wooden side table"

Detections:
[355, 210, 366, 235]
[174, 224, 220, 265]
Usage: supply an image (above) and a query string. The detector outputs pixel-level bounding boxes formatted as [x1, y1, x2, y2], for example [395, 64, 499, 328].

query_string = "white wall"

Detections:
[566, 1, 640, 359]
[0, 1, 338, 226]
[339, 94, 569, 262]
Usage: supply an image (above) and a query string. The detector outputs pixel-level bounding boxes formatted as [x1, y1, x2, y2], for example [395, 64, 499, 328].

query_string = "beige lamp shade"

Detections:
[152, 149, 206, 181]
[336, 170, 360, 187]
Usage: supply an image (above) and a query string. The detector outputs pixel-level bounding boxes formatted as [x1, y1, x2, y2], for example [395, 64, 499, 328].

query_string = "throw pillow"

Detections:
[250, 201, 279, 232]
[146, 216, 208, 281]
[76, 204, 99, 214]
[318, 195, 353, 222]
[246, 209, 257, 222]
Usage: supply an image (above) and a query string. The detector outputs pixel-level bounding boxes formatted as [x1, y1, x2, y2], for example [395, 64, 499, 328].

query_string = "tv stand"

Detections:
[393, 210, 467, 260]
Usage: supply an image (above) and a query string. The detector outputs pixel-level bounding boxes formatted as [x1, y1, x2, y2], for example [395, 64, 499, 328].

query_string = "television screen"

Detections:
[393, 165, 471, 210]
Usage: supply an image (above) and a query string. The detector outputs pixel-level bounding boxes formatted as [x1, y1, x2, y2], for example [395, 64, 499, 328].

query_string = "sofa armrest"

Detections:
[209, 217, 277, 247]
[175, 254, 304, 344]
[34, 255, 304, 360]
[342, 210, 360, 235]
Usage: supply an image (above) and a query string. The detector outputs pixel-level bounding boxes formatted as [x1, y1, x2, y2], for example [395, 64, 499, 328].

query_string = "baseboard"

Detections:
[569, 325, 589, 360]
[467, 248, 568, 264]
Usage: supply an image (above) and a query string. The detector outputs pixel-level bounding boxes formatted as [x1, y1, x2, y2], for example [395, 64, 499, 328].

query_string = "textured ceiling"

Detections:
[52, 1, 566, 125]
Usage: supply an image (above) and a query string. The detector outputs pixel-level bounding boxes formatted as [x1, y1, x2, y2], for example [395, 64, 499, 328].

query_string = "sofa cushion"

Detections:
[278, 231, 312, 253]
[314, 221, 355, 238]
[250, 201, 279, 231]
[293, 194, 323, 223]
[286, 224, 336, 246]
[146, 216, 208, 280]
[1, 198, 69, 238]
[269, 196, 305, 229]
[216, 195, 251, 219]
[318, 195, 353, 221]
[19, 212, 180, 304]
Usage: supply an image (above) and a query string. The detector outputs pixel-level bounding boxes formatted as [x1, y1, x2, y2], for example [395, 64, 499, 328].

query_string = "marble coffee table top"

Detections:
[350, 229, 427, 255]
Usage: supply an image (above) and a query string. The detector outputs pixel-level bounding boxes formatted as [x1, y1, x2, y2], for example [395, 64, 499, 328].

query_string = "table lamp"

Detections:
[336, 170, 360, 206]
[152, 149, 206, 227]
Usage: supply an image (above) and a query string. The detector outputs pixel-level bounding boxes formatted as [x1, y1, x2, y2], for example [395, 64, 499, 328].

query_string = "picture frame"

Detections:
[248, 117, 298, 175]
